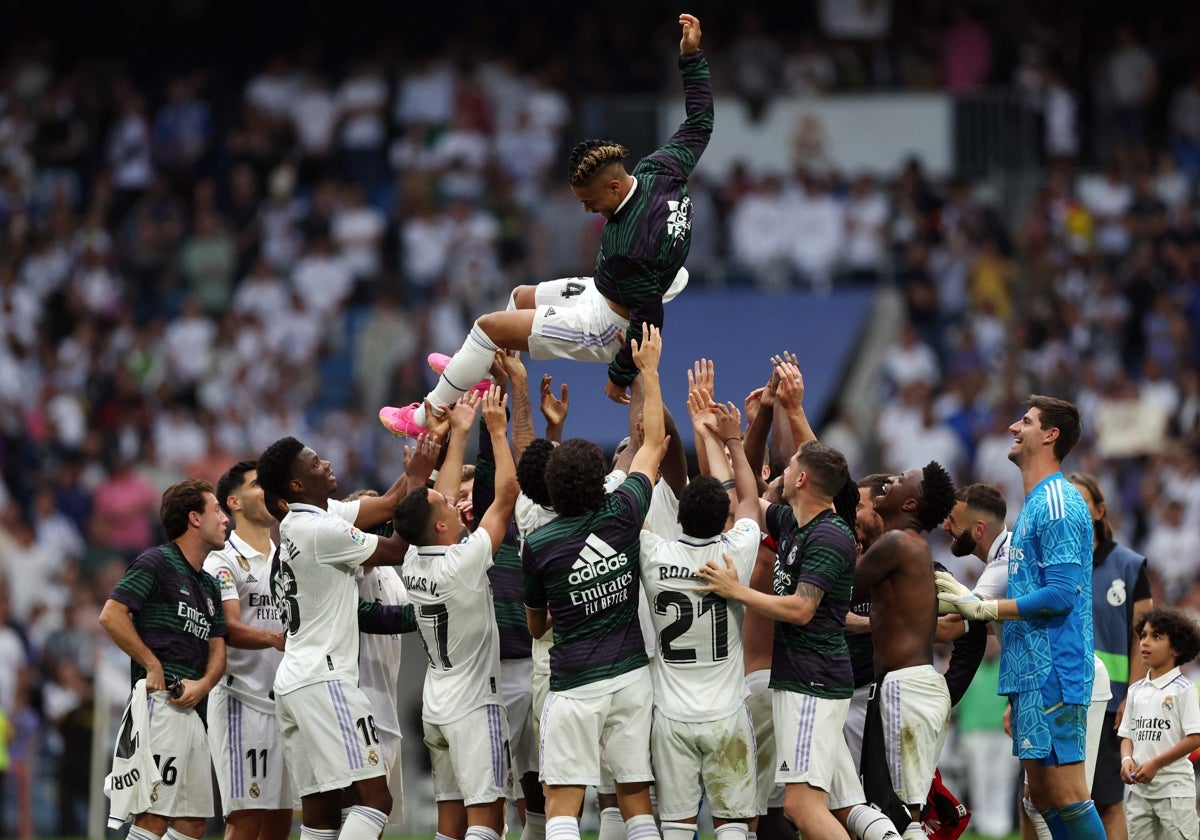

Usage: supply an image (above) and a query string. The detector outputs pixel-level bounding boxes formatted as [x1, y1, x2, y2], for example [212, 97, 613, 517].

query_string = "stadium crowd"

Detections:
[1, 1, 1200, 837]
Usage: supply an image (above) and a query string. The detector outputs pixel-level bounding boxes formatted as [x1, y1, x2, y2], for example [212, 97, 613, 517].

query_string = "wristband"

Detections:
[724, 436, 742, 445]
[720, 479, 737, 490]
[1121, 756, 1135, 764]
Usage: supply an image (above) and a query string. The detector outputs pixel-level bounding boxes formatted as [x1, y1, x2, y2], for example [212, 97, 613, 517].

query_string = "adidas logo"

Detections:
[546, 307, 556, 316]
[245, 574, 258, 583]
[778, 760, 789, 772]
[568, 534, 627, 584]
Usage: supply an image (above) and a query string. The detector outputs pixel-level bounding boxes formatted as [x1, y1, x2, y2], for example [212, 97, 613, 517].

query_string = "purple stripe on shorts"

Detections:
[328, 682, 364, 770]
[538, 324, 619, 348]
[229, 696, 242, 797]
[490, 705, 503, 789]
[887, 680, 902, 793]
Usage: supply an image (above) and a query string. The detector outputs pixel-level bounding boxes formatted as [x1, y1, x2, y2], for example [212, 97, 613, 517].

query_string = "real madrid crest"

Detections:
[249, 781, 260, 798]
[1163, 694, 1175, 712]
[368, 749, 379, 765]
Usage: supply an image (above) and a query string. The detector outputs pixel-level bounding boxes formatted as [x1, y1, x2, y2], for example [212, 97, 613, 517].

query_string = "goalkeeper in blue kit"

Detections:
[381, 12, 712, 437]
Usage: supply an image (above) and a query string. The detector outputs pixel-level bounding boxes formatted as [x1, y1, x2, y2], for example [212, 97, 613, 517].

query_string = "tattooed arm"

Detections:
[697, 556, 825, 626]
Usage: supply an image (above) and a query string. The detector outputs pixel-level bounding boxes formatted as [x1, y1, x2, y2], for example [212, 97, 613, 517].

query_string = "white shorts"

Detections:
[424, 704, 512, 806]
[652, 706, 757, 821]
[501, 658, 537, 780]
[275, 679, 386, 798]
[540, 668, 654, 787]
[531, 664, 549, 748]
[879, 665, 951, 807]
[377, 728, 404, 825]
[144, 691, 215, 819]
[528, 277, 628, 363]
[208, 688, 295, 815]
[1127, 791, 1198, 840]
[842, 683, 871, 770]
[745, 670, 783, 813]
[772, 690, 864, 810]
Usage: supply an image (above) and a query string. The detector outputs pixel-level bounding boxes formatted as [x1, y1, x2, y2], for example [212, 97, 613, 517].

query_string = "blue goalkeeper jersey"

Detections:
[1000, 472, 1094, 704]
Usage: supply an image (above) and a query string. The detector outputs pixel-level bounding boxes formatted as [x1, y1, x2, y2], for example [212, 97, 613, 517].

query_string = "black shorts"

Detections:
[1090, 711, 1124, 807]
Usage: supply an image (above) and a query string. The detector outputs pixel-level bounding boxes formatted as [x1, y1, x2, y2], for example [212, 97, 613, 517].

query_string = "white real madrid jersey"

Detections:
[273, 498, 377, 693]
[357, 557, 413, 735]
[204, 530, 282, 711]
[639, 517, 761, 721]
[403, 529, 503, 725]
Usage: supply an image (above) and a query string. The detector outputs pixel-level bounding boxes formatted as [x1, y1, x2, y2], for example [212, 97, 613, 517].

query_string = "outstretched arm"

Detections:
[477, 387, 519, 554]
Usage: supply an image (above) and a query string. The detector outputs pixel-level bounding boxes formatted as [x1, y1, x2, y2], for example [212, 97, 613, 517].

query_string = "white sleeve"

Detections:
[441, 530, 494, 589]
[724, 518, 763, 584]
[203, 551, 240, 602]
[326, 497, 362, 526]
[314, 516, 378, 569]
[639, 529, 666, 558]
[1180, 682, 1200, 737]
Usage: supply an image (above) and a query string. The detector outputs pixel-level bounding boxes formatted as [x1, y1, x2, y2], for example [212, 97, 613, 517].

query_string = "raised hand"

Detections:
[481, 385, 509, 433]
[743, 387, 765, 427]
[540, 374, 569, 426]
[687, 357, 715, 402]
[687, 386, 716, 434]
[631, 323, 663, 372]
[500, 350, 527, 384]
[404, 432, 440, 484]
[773, 359, 805, 414]
[679, 13, 702, 54]
[447, 392, 481, 433]
[424, 398, 452, 441]
[711, 401, 743, 443]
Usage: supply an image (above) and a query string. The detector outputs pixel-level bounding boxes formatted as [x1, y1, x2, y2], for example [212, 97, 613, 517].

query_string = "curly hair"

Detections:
[568, 139, 629, 187]
[517, 439, 555, 508]
[256, 436, 305, 502]
[160, 479, 215, 541]
[392, 486, 435, 546]
[546, 438, 607, 517]
[678, 475, 731, 539]
[216, 459, 257, 518]
[915, 461, 956, 532]
[1136, 606, 1200, 667]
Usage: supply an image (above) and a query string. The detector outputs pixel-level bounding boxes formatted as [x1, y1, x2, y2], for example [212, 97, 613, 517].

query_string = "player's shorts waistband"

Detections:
[881, 664, 941, 683]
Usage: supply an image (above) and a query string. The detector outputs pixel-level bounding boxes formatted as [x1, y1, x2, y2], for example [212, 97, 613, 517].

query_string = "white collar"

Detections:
[1147, 666, 1184, 688]
[227, 529, 272, 561]
[985, 529, 1010, 565]
[612, 176, 639, 217]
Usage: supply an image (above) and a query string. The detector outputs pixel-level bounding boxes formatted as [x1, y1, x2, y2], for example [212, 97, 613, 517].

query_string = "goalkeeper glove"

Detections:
[935, 570, 999, 622]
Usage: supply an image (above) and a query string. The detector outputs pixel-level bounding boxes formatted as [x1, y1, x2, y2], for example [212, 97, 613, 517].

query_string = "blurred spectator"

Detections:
[728, 10, 783, 119]
[1101, 24, 1157, 165]
[1168, 66, 1200, 181]
[152, 72, 212, 188]
[785, 170, 844, 292]
[942, 7, 992, 94]
[1141, 497, 1197, 603]
[842, 174, 890, 282]
[335, 59, 389, 189]
[86, 457, 158, 557]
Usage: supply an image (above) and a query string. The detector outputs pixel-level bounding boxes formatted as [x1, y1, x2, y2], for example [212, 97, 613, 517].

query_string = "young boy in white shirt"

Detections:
[1119, 606, 1200, 840]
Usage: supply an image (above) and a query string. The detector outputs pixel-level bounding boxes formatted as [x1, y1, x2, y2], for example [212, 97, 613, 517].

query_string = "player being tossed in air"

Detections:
[380, 12, 712, 437]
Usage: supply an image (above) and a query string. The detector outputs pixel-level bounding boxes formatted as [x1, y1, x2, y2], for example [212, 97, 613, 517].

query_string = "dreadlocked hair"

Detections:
[568, 139, 629, 187]
[916, 461, 957, 532]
